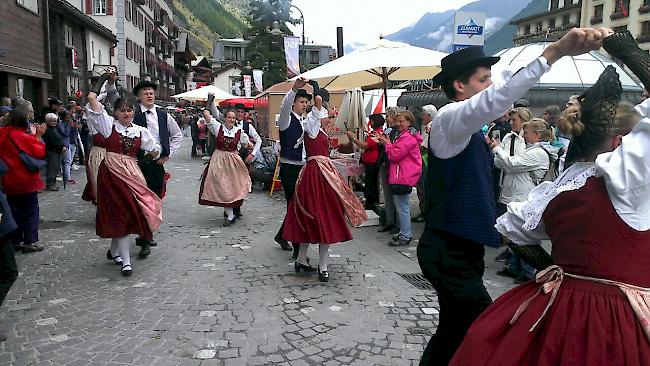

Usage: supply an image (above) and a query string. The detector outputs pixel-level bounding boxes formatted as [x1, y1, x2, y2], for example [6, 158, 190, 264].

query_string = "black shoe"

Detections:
[494, 248, 511, 262]
[149, 239, 157, 247]
[21, 244, 44, 253]
[223, 218, 235, 227]
[389, 227, 400, 235]
[389, 237, 412, 246]
[45, 185, 59, 191]
[138, 245, 150, 258]
[106, 249, 123, 265]
[514, 274, 533, 284]
[135, 238, 147, 247]
[377, 225, 394, 233]
[318, 269, 329, 282]
[278, 240, 293, 251]
[235, 211, 243, 219]
[121, 264, 132, 277]
[294, 261, 316, 273]
[0, 332, 6, 342]
[496, 268, 520, 279]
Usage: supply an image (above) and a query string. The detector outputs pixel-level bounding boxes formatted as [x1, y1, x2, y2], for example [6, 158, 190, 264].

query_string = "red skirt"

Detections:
[95, 162, 153, 240]
[282, 161, 352, 244]
[450, 277, 650, 366]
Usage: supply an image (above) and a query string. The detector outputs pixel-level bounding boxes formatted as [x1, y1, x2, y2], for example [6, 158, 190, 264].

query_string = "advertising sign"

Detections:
[252, 69, 263, 92]
[283, 36, 301, 77]
[452, 11, 486, 52]
[243, 75, 252, 97]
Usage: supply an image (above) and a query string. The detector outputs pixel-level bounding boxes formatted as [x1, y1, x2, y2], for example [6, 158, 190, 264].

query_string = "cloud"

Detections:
[437, 33, 454, 52]
[485, 17, 503, 34]
[344, 42, 368, 54]
[426, 26, 447, 39]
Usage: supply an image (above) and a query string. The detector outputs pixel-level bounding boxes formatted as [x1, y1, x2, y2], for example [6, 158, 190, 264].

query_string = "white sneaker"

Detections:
[72, 164, 80, 171]
[56, 177, 63, 182]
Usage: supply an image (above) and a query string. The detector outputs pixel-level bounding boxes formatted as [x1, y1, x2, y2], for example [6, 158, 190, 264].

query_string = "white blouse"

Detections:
[205, 117, 250, 150]
[85, 105, 160, 153]
[294, 106, 328, 148]
[497, 98, 650, 245]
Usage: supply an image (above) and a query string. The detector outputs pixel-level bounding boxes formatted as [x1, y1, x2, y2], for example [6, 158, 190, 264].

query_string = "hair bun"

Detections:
[557, 106, 585, 137]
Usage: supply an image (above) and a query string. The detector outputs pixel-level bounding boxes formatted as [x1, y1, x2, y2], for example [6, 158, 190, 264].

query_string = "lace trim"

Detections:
[114, 122, 143, 139]
[521, 166, 601, 231]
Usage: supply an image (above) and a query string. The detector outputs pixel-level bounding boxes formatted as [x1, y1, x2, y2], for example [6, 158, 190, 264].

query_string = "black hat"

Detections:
[48, 97, 63, 106]
[295, 88, 312, 102]
[132, 80, 157, 96]
[514, 98, 530, 108]
[578, 65, 622, 129]
[432, 46, 500, 84]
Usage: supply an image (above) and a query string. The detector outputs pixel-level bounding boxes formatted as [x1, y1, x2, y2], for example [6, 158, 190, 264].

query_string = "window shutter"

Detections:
[106, 0, 113, 15]
[85, 0, 92, 14]
[125, 0, 130, 20]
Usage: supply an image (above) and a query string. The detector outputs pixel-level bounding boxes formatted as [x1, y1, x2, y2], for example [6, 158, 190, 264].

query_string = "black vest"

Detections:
[133, 106, 171, 157]
[279, 113, 304, 161]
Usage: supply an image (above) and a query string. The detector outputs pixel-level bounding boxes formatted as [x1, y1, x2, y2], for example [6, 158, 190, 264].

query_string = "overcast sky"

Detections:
[287, 0, 477, 51]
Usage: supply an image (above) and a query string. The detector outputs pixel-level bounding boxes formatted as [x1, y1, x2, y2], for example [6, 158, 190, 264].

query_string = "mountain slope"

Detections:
[385, 0, 530, 53]
[171, 0, 249, 56]
[484, 0, 550, 55]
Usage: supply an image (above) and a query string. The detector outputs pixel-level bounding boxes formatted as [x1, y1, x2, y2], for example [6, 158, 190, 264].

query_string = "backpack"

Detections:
[528, 146, 559, 185]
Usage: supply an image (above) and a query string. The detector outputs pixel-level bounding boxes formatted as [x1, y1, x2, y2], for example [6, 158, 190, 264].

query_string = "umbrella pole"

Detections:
[382, 71, 388, 111]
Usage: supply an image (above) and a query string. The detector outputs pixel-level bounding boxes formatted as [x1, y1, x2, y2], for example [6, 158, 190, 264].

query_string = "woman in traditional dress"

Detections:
[282, 95, 368, 282]
[449, 31, 650, 366]
[198, 109, 252, 227]
[82, 76, 118, 204]
[85, 72, 163, 276]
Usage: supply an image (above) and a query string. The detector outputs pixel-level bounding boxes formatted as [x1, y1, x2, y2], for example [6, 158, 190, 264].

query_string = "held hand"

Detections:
[489, 137, 501, 149]
[245, 154, 254, 163]
[35, 123, 47, 137]
[544, 28, 607, 65]
[293, 77, 308, 90]
[207, 92, 215, 105]
[203, 109, 212, 121]
[156, 156, 169, 165]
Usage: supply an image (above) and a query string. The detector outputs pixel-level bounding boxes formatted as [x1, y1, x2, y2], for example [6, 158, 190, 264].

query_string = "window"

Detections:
[535, 23, 543, 33]
[64, 25, 74, 47]
[645, 0, 650, 6]
[524, 24, 531, 35]
[594, 4, 604, 17]
[615, 0, 630, 13]
[550, 0, 559, 10]
[94, 0, 106, 15]
[138, 11, 144, 31]
[16, 0, 39, 14]
[614, 25, 628, 33]
[126, 39, 132, 59]
[563, 15, 571, 25]
[224, 46, 242, 61]
[642, 21, 650, 35]
[309, 51, 319, 64]
[98, 49, 102, 64]
[548, 18, 556, 29]
[125, 0, 131, 20]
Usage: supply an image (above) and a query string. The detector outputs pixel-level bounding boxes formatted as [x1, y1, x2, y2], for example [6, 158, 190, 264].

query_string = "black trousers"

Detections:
[363, 163, 379, 209]
[0, 238, 18, 305]
[275, 163, 303, 253]
[191, 137, 199, 156]
[45, 151, 61, 187]
[139, 159, 166, 198]
[417, 229, 492, 366]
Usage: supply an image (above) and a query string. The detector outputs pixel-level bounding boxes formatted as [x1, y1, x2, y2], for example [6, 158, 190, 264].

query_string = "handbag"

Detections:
[389, 184, 412, 195]
[8, 135, 46, 172]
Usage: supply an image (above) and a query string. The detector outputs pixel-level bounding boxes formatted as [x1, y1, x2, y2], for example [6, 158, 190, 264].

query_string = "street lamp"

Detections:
[290, 5, 305, 47]
[270, 21, 283, 36]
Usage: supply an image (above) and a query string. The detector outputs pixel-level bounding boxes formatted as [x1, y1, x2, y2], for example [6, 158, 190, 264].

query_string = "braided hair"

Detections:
[561, 66, 638, 168]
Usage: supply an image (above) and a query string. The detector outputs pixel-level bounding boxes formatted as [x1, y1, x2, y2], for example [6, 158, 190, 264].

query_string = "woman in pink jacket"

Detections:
[378, 110, 423, 246]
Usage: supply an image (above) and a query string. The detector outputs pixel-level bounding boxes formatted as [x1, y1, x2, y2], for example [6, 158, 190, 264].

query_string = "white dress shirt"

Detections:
[139, 104, 182, 159]
[496, 97, 650, 245]
[205, 117, 250, 150]
[278, 90, 306, 165]
[429, 57, 551, 159]
[236, 120, 261, 157]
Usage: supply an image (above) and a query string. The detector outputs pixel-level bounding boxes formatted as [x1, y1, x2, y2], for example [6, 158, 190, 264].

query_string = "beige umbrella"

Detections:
[171, 85, 235, 102]
[295, 38, 447, 109]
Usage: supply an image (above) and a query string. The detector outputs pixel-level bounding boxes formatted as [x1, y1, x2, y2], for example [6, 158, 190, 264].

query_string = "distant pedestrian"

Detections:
[42, 113, 65, 191]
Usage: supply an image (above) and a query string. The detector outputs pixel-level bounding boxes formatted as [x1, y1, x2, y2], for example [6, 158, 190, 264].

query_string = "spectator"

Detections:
[0, 158, 18, 342]
[413, 105, 437, 222]
[57, 110, 76, 185]
[376, 108, 400, 234]
[42, 113, 65, 191]
[566, 94, 580, 109]
[190, 112, 200, 157]
[513, 98, 530, 108]
[39, 98, 63, 123]
[0, 106, 11, 126]
[197, 116, 208, 155]
[0, 102, 46, 253]
[346, 113, 384, 210]
[379, 110, 423, 246]
[543, 105, 561, 127]
[490, 118, 557, 283]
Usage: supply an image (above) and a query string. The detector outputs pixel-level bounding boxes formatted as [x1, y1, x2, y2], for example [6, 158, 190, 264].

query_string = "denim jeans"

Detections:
[62, 144, 76, 181]
[506, 252, 536, 279]
[393, 193, 411, 240]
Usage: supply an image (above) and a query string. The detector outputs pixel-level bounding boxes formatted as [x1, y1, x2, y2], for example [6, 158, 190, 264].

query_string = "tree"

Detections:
[244, 0, 300, 88]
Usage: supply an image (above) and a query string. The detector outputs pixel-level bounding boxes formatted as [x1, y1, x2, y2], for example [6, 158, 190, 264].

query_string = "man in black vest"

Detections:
[132, 80, 183, 258]
[418, 29, 605, 365]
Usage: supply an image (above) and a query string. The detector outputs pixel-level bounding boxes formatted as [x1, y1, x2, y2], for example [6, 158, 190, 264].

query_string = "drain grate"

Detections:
[397, 273, 435, 290]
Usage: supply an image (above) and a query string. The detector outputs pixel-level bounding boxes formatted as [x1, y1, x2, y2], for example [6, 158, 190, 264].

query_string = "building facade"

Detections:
[86, 0, 180, 99]
[512, 0, 582, 45]
[0, 0, 52, 109]
[49, 0, 117, 102]
[582, 0, 650, 50]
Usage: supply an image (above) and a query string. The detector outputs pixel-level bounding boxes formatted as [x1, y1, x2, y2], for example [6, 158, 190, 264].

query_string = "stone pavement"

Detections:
[0, 138, 516, 366]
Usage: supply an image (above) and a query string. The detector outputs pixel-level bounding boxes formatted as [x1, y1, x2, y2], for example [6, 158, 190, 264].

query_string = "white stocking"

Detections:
[224, 208, 235, 220]
[110, 238, 120, 258]
[116, 236, 131, 268]
[319, 244, 329, 272]
[297, 243, 309, 265]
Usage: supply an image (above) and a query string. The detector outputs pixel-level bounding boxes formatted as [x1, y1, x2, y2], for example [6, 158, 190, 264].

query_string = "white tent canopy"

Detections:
[491, 43, 642, 90]
[171, 85, 236, 102]
[294, 39, 447, 92]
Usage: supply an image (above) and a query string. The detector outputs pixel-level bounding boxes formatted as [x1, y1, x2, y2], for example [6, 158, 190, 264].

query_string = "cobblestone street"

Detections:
[0, 139, 515, 366]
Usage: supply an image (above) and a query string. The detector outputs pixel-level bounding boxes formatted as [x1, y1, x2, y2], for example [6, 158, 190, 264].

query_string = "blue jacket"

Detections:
[56, 121, 72, 148]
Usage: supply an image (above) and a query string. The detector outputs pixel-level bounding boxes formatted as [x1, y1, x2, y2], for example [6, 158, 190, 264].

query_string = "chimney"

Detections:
[336, 27, 344, 57]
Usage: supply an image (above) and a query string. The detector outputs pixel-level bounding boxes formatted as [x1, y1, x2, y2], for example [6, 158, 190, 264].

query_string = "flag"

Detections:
[618, 0, 629, 16]
[252, 69, 263, 92]
[283, 36, 300, 77]
[243, 75, 252, 97]
[372, 92, 384, 115]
